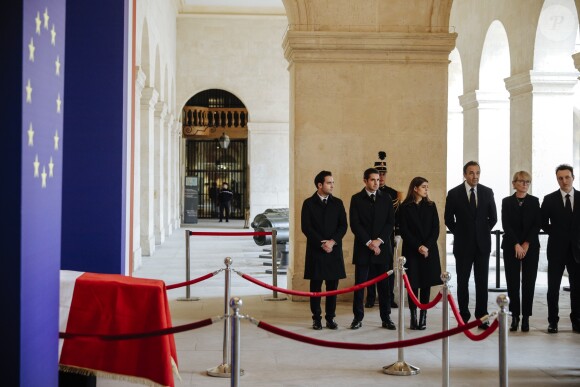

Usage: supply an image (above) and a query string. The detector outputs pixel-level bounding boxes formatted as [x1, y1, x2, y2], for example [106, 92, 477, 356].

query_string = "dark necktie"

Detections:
[565, 194, 572, 213]
[370, 193, 375, 203]
[469, 188, 476, 214]
[322, 198, 327, 205]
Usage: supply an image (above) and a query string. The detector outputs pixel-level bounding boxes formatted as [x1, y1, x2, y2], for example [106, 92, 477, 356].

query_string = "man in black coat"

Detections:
[218, 182, 233, 222]
[541, 164, 580, 333]
[444, 161, 497, 329]
[349, 168, 396, 330]
[301, 171, 348, 330]
[365, 155, 401, 309]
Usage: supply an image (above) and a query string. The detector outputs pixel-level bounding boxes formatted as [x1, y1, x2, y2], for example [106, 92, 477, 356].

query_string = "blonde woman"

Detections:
[501, 171, 541, 332]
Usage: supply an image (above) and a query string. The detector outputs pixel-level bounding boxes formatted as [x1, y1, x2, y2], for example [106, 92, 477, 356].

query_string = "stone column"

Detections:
[174, 125, 182, 229]
[247, 122, 290, 221]
[154, 101, 167, 245]
[140, 87, 158, 256]
[283, 30, 456, 292]
[459, 90, 510, 205]
[133, 68, 146, 268]
[505, 71, 578, 198]
[164, 113, 174, 237]
[573, 53, 580, 173]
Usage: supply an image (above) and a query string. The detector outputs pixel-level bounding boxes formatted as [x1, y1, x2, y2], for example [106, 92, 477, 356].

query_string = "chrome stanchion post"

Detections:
[384, 256, 420, 375]
[230, 297, 242, 387]
[178, 230, 200, 301]
[264, 229, 287, 301]
[441, 271, 451, 387]
[497, 294, 510, 387]
[208, 258, 244, 377]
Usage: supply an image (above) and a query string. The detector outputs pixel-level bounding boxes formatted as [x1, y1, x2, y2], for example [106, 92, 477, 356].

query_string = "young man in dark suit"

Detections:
[349, 168, 396, 330]
[444, 161, 497, 329]
[301, 171, 348, 330]
[541, 164, 580, 334]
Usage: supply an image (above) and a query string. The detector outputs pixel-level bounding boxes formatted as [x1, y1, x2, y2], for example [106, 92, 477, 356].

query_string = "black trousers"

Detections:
[547, 248, 580, 325]
[503, 247, 539, 317]
[219, 202, 231, 221]
[353, 263, 391, 322]
[310, 279, 338, 322]
[455, 251, 489, 321]
[365, 275, 395, 305]
[408, 287, 431, 311]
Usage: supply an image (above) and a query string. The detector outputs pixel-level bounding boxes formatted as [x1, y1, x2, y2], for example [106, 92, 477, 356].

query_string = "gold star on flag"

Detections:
[49, 157, 54, 177]
[26, 79, 32, 103]
[43, 8, 49, 30]
[28, 123, 35, 146]
[28, 38, 35, 62]
[51, 24, 56, 46]
[41, 167, 47, 188]
[56, 94, 62, 113]
[33, 155, 40, 177]
[55, 56, 61, 76]
[54, 130, 60, 150]
[35, 12, 42, 34]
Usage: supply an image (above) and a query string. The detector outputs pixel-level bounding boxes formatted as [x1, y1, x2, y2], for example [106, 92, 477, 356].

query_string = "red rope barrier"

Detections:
[447, 294, 499, 341]
[59, 317, 215, 341]
[166, 271, 216, 290]
[238, 271, 391, 297]
[257, 318, 483, 350]
[188, 231, 271, 236]
[402, 274, 444, 310]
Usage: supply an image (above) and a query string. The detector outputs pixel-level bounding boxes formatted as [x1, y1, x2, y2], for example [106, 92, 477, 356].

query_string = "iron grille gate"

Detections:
[185, 139, 247, 219]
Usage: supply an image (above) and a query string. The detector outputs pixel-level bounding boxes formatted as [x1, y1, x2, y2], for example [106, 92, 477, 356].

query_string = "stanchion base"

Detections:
[383, 361, 420, 376]
[206, 363, 245, 378]
[488, 287, 507, 292]
[177, 297, 201, 301]
[263, 296, 288, 301]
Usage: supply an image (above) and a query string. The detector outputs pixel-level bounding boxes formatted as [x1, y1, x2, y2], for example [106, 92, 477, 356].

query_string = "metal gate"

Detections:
[185, 139, 247, 219]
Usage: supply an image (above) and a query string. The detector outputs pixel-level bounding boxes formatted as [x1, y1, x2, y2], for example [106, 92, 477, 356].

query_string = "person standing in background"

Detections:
[399, 177, 442, 330]
[349, 168, 396, 330]
[501, 171, 541, 332]
[218, 182, 233, 222]
[541, 164, 580, 334]
[301, 171, 347, 330]
[444, 161, 497, 329]
[365, 151, 402, 309]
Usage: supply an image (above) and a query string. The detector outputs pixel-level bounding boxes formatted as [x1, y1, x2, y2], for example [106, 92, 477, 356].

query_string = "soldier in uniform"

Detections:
[365, 151, 402, 309]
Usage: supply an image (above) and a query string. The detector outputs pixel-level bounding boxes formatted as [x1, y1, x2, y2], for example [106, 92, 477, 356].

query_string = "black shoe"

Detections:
[409, 309, 418, 330]
[510, 316, 520, 332]
[521, 316, 529, 332]
[572, 320, 580, 333]
[478, 321, 490, 330]
[364, 302, 374, 308]
[390, 301, 398, 309]
[382, 318, 396, 330]
[226, 220, 229, 222]
[312, 320, 322, 330]
[326, 319, 338, 330]
[547, 323, 558, 333]
[349, 319, 362, 330]
[219, 220, 223, 223]
[418, 310, 427, 330]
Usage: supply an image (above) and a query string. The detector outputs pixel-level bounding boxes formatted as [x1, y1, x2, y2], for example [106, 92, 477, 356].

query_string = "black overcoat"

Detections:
[399, 200, 443, 288]
[301, 193, 347, 280]
[349, 189, 395, 266]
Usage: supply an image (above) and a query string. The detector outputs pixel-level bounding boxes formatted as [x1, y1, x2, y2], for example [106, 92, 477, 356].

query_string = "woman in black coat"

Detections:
[501, 171, 541, 332]
[399, 177, 442, 330]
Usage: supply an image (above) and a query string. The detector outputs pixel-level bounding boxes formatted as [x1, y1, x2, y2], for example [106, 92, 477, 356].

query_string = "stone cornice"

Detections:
[505, 71, 579, 98]
[458, 90, 509, 111]
[141, 87, 159, 108]
[282, 30, 457, 64]
[154, 100, 168, 119]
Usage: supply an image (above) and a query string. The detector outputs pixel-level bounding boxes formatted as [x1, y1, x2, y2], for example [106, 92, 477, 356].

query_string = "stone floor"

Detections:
[132, 220, 579, 387]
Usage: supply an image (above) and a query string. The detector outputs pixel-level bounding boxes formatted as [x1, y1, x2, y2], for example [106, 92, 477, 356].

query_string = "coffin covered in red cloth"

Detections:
[59, 272, 178, 387]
